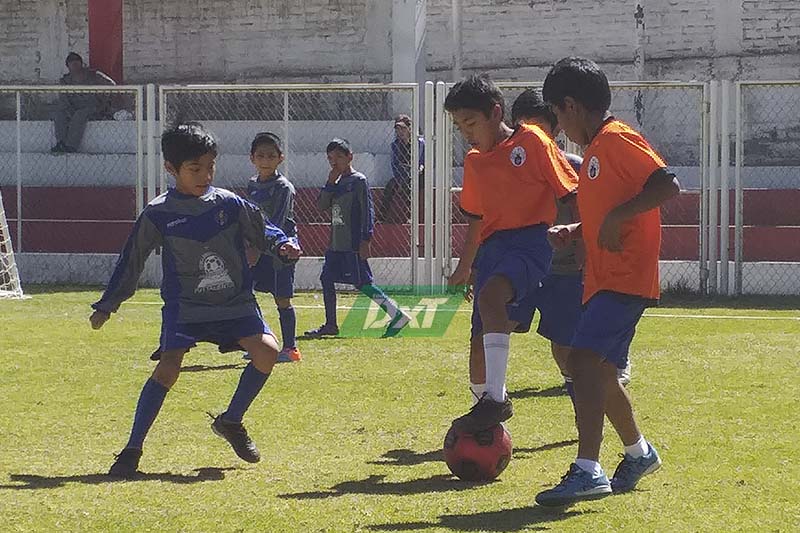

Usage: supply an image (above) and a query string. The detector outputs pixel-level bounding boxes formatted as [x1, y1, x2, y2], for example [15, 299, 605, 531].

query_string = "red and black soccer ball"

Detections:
[443, 424, 513, 481]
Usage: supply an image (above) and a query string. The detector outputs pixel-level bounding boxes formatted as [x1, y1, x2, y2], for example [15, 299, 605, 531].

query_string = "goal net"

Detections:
[0, 189, 24, 298]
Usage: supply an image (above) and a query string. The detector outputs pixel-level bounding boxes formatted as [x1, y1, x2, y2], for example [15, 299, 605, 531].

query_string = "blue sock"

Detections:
[125, 378, 168, 450]
[322, 280, 337, 327]
[223, 363, 270, 424]
[278, 306, 297, 349]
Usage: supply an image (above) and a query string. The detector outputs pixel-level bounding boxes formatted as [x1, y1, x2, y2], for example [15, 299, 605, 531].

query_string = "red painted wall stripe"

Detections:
[88, 0, 123, 83]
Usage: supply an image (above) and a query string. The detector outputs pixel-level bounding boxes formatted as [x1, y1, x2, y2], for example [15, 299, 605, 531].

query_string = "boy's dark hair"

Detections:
[542, 57, 611, 113]
[326, 138, 352, 156]
[444, 74, 505, 117]
[394, 114, 412, 128]
[161, 123, 218, 170]
[65, 52, 83, 66]
[511, 88, 557, 130]
[250, 132, 283, 155]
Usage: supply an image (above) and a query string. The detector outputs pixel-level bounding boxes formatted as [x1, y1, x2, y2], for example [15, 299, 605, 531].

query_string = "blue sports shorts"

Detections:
[252, 255, 295, 298]
[534, 272, 584, 346]
[320, 250, 373, 287]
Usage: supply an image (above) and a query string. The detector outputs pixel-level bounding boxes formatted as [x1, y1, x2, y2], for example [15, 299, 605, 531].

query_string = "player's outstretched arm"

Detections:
[239, 198, 300, 263]
[599, 169, 680, 251]
[449, 216, 481, 286]
[91, 213, 161, 319]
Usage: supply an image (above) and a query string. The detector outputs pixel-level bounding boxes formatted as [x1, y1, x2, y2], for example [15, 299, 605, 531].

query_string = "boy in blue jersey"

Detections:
[91, 123, 301, 478]
[304, 138, 411, 338]
[246, 132, 301, 363]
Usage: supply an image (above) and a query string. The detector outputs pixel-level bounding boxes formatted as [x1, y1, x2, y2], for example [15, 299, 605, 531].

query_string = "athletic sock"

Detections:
[469, 382, 486, 406]
[223, 363, 270, 424]
[483, 333, 510, 402]
[125, 378, 168, 450]
[624, 435, 649, 458]
[575, 458, 604, 477]
[278, 306, 297, 349]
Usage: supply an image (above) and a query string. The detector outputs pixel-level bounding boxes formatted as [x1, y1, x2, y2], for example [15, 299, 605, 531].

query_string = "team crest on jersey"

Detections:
[510, 146, 526, 167]
[587, 156, 601, 180]
[195, 252, 235, 293]
[215, 209, 228, 226]
[331, 204, 344, 226]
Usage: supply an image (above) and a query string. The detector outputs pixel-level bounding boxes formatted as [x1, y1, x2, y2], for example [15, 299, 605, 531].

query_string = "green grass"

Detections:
[1, 289, 799, 532]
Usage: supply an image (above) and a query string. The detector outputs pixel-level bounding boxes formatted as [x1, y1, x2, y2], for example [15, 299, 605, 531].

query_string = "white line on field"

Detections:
[124, 301, 800, 321]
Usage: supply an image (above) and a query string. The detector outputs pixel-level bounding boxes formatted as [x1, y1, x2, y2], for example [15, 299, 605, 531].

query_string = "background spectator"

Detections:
[379, 114, 425, 223]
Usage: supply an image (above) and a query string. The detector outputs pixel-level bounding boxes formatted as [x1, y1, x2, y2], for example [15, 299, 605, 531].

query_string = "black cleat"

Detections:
[210, 414, 261, 463]
[451, 395, 513, 433]
[303, 324, 339, 338]
[108, 448, 143, 479]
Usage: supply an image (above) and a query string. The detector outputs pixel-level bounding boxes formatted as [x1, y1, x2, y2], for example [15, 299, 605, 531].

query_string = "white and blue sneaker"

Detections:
[382, 310, 412, 338]
[611, 442, 662, 493]
[535, 463, 612, 507]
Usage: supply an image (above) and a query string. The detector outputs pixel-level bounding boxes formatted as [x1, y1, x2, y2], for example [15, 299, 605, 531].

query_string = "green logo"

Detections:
[339, 286, 465, 338]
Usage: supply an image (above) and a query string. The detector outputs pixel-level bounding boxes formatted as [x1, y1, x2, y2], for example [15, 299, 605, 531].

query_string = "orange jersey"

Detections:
[578, 119, 667, 303]
[460, 124, 578, 243]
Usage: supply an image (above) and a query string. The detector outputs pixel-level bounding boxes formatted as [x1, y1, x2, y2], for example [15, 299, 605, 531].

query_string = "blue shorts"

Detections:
[252, 256, 295, 298]
[534, 273, 584, 346]
[570, 291, 648, 369]
[154, 305, 272, 357]
[320, 250, 373, 287]
[469, 225, 552, 337]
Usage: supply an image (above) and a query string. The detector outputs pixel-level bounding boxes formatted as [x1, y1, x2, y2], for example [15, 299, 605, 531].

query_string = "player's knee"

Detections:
[152, 351, 184, 389]
[245, 334, 280, 373]
[274, 296, 291, 309]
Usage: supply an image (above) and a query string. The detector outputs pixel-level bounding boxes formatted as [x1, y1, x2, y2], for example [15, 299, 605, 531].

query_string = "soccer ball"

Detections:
[443, 424, 512, 481]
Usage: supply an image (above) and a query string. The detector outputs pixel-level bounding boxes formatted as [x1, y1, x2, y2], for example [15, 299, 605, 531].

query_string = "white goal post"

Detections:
[0, 188, 24, 298]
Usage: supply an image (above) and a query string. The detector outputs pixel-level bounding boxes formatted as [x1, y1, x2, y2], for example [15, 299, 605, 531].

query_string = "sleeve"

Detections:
[390, 141, 402, 178]
[529, 135, 579, 199]
[318, 182, 336, 210]
[610, 131, 668, 188]
[92, 213, 161, 314]
[269, 184, 292, 231]
[357, 177, 374, 241]
[459, 155, 483, 219]
[238, 198, 292, 263]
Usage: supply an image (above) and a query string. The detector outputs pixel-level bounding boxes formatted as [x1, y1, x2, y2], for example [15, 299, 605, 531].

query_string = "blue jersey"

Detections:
[390, 137, 425, 182]
[93, 187, 291, 323]
[246, 173, 297, 239]
[318, 170, 374, 252]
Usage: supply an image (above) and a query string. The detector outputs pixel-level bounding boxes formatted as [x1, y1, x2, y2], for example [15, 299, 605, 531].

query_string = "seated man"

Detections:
[51, 52, 115, 153]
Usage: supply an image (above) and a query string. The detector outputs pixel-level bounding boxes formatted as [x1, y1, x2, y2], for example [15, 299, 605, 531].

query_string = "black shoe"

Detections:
[451, 394, 513, 433]
[63, 145, 77, 153]
[50, 142, 65, 153]
[108, 448, 142, 479]
[210, 413, 260, 463]
[303, 324, 339, 338]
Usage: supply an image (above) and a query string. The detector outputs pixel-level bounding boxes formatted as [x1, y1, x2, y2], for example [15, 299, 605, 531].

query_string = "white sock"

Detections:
[624, 436, 649, 458]
[483, 333, 510, 402]
[374, 295, 401, 320]
[575, 458, 604, 477]
[469, 382, 486, 406]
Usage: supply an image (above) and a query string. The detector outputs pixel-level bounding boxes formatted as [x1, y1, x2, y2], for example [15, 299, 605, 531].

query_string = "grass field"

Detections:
[2, 288, 799, 532]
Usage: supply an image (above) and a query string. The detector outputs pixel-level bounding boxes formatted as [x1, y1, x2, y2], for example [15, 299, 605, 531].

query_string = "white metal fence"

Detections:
[0, 81, 797, 296]
[433, 80, 709, 296]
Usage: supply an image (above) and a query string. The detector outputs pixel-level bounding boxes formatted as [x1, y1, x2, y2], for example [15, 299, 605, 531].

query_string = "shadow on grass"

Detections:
[369, 439, 577, 467]
[660, 293, 800, 311]
[369, 505, 596, 532]
[1, 467, 239, 489]
[278, 473, 485, 500]
[507, 385, 566, 400]
[181, 363, 245, 373]
[369, 448, 443, 466]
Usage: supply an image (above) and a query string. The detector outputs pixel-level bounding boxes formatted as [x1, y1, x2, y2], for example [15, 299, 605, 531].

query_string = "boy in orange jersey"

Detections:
[445, 75, 579, 433]
[536, 58, 680, 506]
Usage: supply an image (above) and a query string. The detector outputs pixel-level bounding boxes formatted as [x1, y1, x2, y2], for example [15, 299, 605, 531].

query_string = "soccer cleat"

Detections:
[277, 347, 302, 363]
[303, 324, 339, 338]
[617, 359, 632, 386]
[610, 442, 661, 493]
[450, 394, 513, 433]
[107, 448, 143, 479]
[50, 142, 65, 153]
[210, 414, 261, 463]
[382, 310, 412, 338]
[535, 463, 612, 507]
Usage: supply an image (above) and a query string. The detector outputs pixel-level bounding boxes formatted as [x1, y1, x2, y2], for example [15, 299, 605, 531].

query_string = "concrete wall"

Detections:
[1, 0, 799, 84]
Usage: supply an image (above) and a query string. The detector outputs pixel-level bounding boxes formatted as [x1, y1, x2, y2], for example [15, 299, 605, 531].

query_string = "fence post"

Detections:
[719, 80, 731, 296]
[410, 82, 420, 291]
[135, 86, 144, 214]
[146, 84, 157, 202]
[734, 82, 744, 296]
[423, 81, 435, 292]
[708, 80, 719, 295]
[435, 81, 447, 287]
[15, 91, 21, 253]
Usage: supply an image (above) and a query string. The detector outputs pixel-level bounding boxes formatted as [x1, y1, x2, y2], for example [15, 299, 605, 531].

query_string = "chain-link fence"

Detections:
[159, 84, 420, 291]
[735, 82, 800, 295]
[439, 81, 706, 294]
[0, 85, 143, 285]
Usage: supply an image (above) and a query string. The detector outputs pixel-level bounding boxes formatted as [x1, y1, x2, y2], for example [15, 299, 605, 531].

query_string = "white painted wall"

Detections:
[0, 0, 799, 83]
